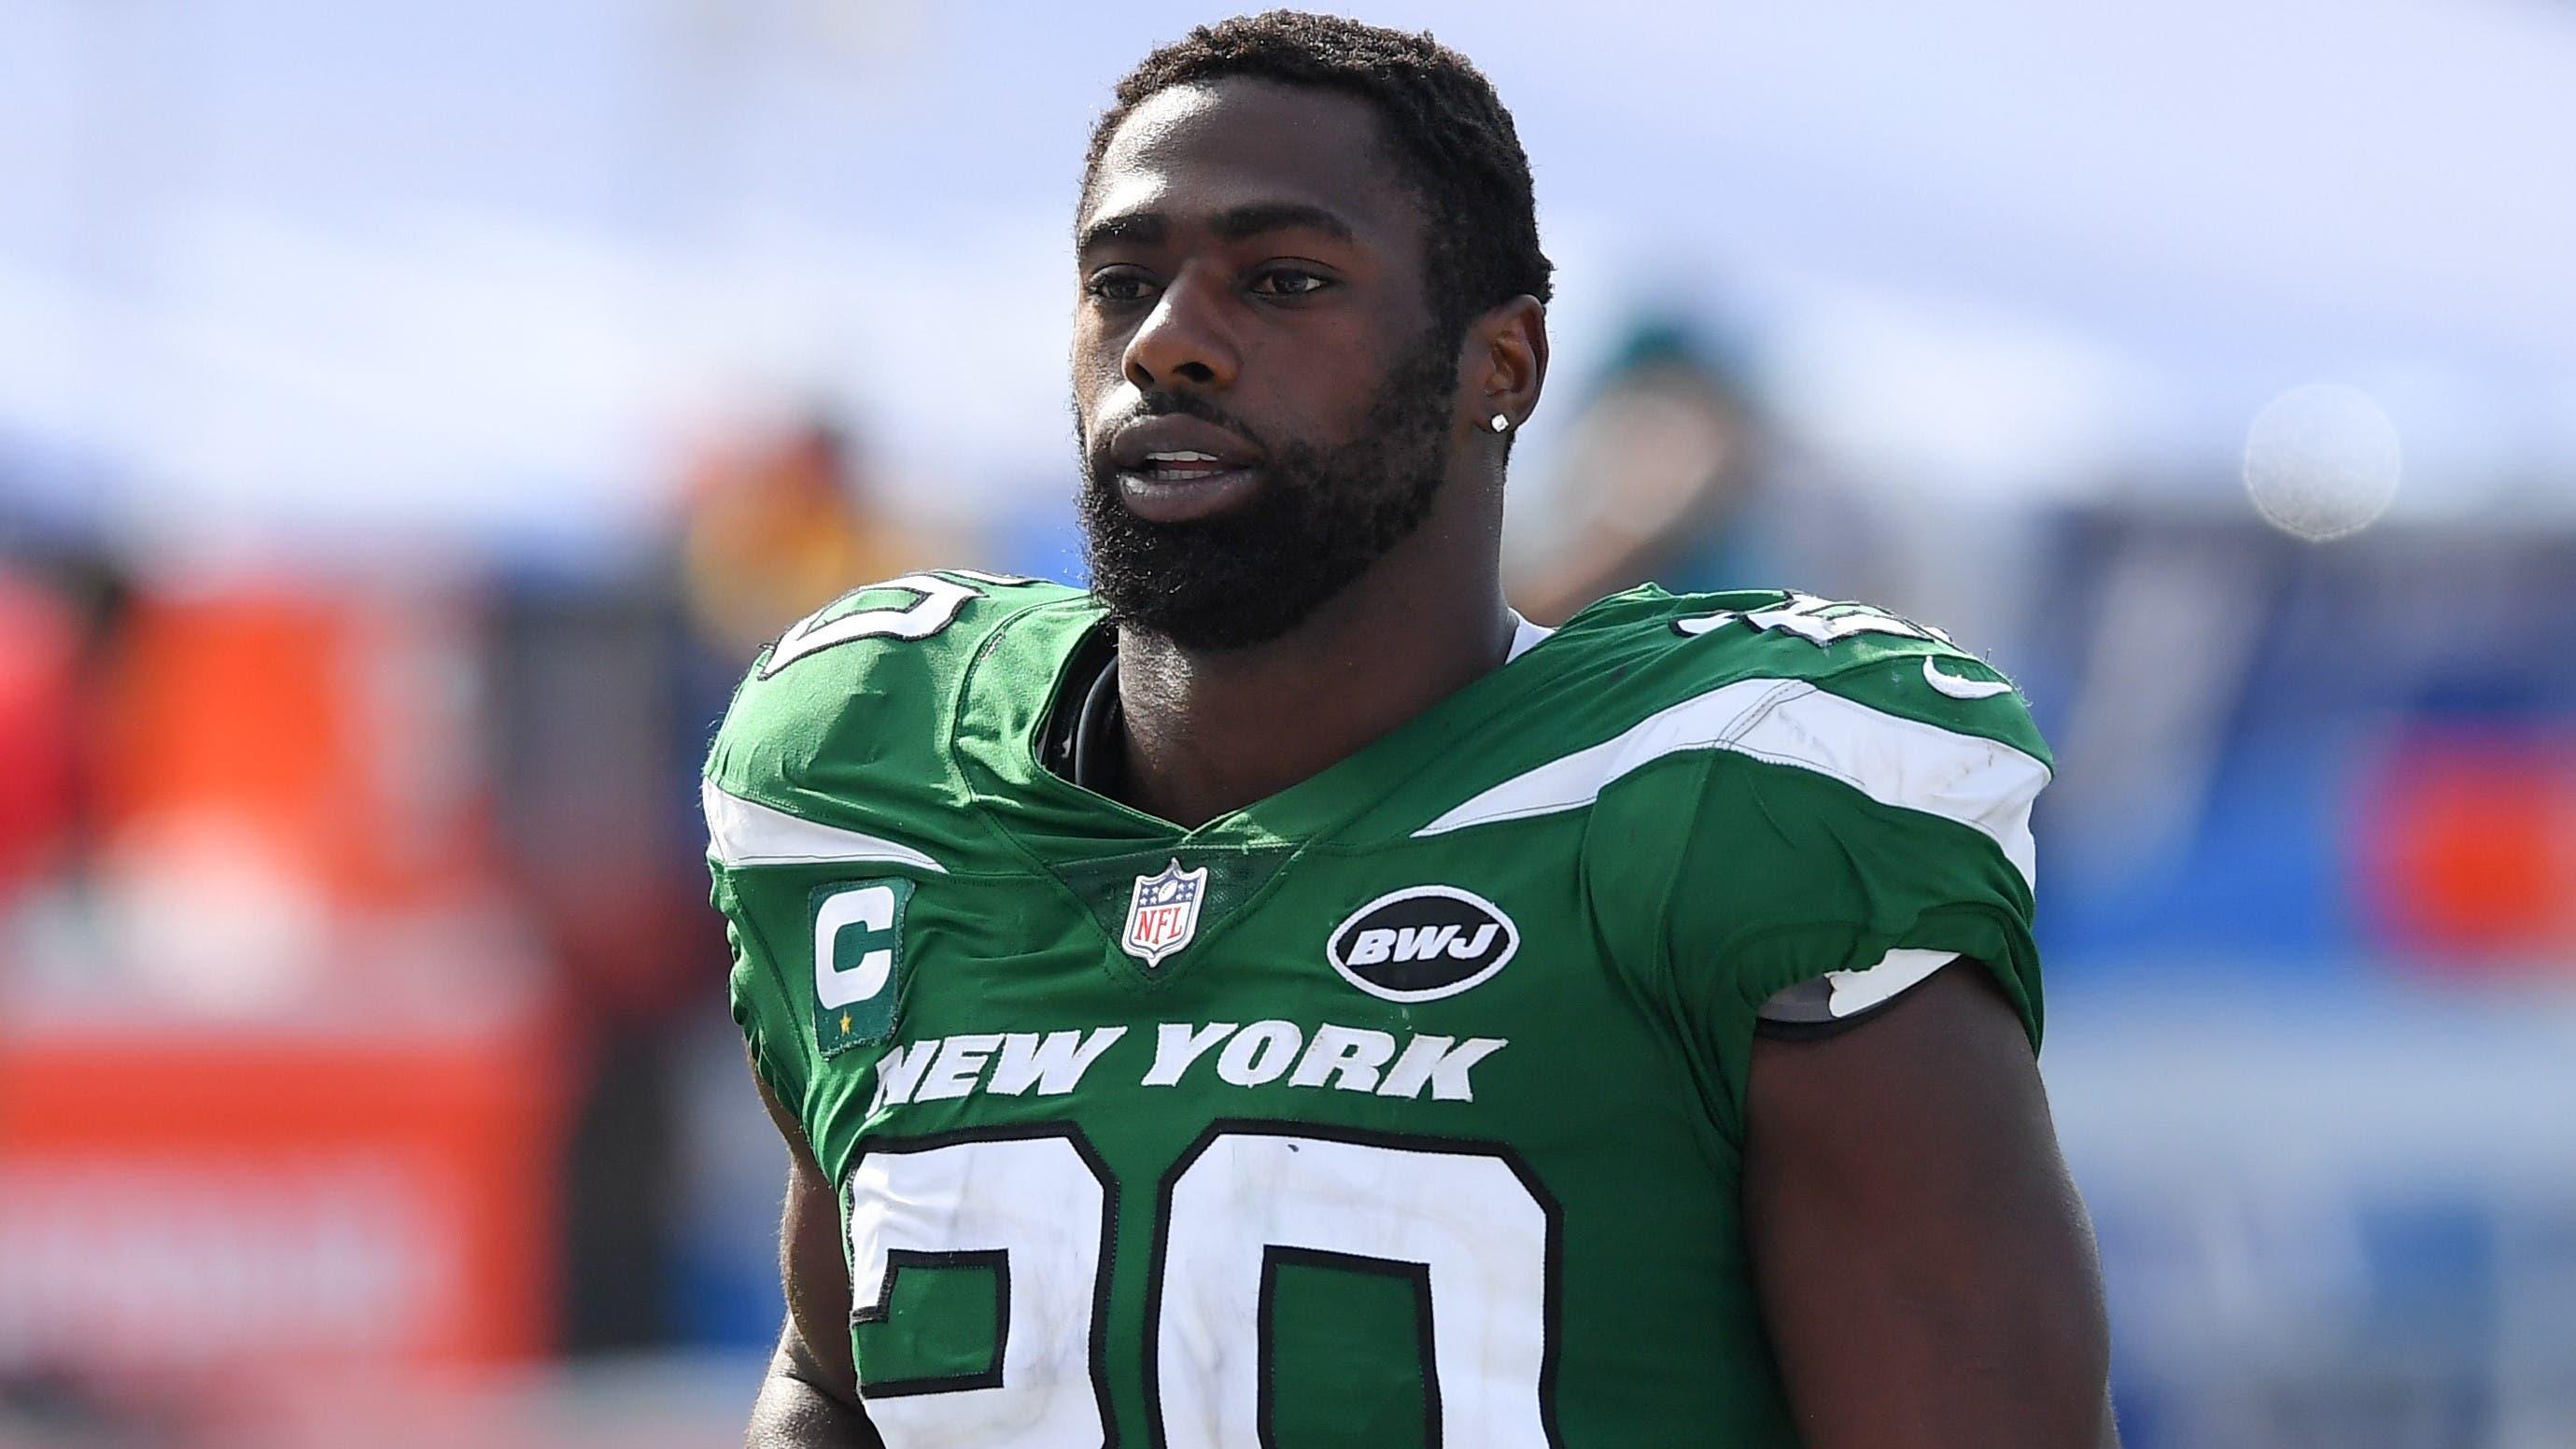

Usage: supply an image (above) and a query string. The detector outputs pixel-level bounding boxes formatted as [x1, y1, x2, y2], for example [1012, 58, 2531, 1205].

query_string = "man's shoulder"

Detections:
[703, 569, 1093, 852]
[1420, 584, 2048, 848]
[1538, 584, 2048, 767]
[1518, 588, 2052, 1061]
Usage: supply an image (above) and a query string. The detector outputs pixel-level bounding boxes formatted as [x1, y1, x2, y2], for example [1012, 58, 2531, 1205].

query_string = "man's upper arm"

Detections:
[1557, 619, 2097, 1438]
[1743, 963, 2117, 1448]
[752, 1062, 869, 1432]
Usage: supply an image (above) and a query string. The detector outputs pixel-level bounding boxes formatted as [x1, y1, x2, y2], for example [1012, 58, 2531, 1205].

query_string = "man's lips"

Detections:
[1127, 449, 1235, 482]
[1104, 414, 1268, 522]
[1116, 462, 1265, 523]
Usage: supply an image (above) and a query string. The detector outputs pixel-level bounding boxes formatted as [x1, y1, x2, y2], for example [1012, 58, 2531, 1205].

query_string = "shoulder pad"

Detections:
[704, 570, 1083, 863]
[1414, 585, 2048, 847]
[1552, 585, 2047, 765]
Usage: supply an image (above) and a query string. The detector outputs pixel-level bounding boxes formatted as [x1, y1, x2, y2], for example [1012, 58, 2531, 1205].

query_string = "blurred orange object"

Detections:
[95, 584, 488, 913]
[678, 416, 937, 656]
[0, 1014, 565, 1384]
[2358, 728, 2576, 964]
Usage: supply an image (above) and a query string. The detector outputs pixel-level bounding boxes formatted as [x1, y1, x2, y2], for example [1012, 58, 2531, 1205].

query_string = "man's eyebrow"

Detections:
[1210, 201, 1357, 244]
[1077, 212, 1167, 253]
[1077, 202, 1358, 254]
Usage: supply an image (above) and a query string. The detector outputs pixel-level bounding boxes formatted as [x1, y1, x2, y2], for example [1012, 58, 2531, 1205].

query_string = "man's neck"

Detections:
[1112, 530, 1514, 829]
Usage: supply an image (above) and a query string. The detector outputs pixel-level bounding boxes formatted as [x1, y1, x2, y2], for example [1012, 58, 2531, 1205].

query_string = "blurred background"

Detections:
[3, 0, 2573, 1444]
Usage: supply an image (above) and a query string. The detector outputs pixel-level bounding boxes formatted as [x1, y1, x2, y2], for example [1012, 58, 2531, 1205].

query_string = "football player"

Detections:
[709, 12, 2117, 1446]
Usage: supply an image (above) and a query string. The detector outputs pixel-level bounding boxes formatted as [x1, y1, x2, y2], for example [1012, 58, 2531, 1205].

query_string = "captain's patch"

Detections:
[812, 879, 912, 1055]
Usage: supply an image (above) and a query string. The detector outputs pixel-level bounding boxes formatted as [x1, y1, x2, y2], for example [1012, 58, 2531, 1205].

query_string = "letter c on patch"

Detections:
[814, 884, 899, 1008]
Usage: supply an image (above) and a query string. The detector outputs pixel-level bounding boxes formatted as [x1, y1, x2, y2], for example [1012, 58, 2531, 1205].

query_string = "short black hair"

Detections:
[1083, 10, 1553, 340]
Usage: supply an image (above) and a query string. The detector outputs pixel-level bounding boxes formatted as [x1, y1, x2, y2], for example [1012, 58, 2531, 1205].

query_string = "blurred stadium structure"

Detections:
[5, 1, 2576, 1444]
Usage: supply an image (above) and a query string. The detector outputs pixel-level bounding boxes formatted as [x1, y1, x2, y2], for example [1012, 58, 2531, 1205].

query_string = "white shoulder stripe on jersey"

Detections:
[1828, 949, 1958, 1018]
[1412, 677, 2047, 887]
[702, 778, 949, 873]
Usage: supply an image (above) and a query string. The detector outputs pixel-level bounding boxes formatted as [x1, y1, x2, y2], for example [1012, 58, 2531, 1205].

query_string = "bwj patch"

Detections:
[811, 879, 912, 1056]
[1121, 859, 1208, 969]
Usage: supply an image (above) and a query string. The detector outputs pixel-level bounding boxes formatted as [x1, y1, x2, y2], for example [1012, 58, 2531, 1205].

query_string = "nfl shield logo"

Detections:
[1122, 859, 1209, 967]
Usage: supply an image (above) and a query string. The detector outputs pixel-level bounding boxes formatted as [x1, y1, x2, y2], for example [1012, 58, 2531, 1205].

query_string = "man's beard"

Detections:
[1077, 327, 1459, 651]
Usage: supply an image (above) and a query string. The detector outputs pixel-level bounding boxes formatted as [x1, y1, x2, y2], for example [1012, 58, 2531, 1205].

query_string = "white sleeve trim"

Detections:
[702, 778, 948, 873]
[1826, 949, 1958, 1019]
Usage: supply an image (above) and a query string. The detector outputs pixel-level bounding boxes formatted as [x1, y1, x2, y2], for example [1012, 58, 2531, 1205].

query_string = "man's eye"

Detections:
[1250, 268, 1331, 298]
[1085, 273, 1155, 303]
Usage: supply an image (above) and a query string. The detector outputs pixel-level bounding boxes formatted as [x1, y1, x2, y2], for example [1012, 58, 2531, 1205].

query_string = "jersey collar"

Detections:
[951, 598, 1566, 862]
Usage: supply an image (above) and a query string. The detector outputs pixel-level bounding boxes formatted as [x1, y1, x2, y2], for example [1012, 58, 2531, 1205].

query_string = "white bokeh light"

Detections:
[2242, 383, 2402, 542]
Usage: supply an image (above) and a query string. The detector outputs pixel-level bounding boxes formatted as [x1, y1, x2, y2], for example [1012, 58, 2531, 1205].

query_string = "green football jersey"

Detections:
[705, 570, 2051, 1448]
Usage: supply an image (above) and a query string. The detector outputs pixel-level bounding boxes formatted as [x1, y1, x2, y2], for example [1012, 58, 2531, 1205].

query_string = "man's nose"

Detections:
[1121, 271, 1241, 393]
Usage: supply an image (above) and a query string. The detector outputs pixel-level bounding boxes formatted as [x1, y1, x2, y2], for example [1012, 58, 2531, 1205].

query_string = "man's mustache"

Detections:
[1084, 391, 1271, 466]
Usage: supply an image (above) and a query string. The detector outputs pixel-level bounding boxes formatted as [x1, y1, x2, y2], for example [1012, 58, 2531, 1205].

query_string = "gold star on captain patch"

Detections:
[840, 1011, 852, 1034]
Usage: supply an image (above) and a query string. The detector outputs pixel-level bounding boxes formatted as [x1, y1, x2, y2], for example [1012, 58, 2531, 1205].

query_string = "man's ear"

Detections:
[1463, 294, 1549, 436]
